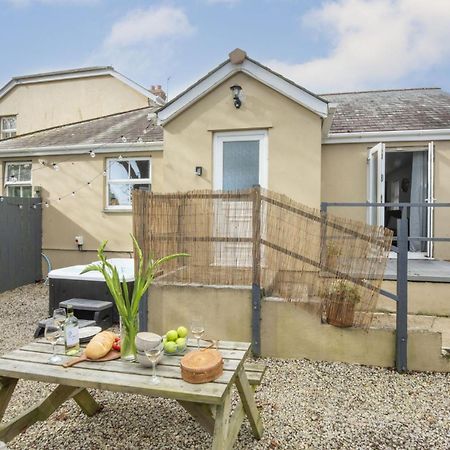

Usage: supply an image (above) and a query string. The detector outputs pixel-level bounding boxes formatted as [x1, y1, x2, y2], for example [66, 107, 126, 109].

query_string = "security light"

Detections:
[230, 85, 243, 109]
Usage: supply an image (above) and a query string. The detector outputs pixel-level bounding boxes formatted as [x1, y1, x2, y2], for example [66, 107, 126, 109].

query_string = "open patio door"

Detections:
[426, 142, 435, 258]
[367, 143, 385, 226]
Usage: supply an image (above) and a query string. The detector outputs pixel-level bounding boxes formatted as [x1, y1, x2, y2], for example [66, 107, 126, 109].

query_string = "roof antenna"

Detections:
[166, 76, 171, 101]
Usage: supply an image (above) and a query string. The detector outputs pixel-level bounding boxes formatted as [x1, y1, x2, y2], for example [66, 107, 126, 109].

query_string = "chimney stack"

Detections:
[150, 84, 167, 101]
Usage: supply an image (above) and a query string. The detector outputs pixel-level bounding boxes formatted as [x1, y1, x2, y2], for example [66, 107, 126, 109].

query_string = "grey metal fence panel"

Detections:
[0, 197, 42, 293]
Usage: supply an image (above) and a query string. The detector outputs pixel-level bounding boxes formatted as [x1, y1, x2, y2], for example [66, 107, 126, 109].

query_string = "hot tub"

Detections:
[48, 258, 135, 323]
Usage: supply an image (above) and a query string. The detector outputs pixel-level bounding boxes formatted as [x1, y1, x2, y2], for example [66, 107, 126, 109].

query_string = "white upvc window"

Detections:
[106, 157, 151, 210]
[4, 161, 32, 197]
[1, 116, 17, 140]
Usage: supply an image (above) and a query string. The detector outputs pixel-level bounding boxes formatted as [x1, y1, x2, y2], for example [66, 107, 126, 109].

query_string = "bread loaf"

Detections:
[85, 331, 116, 360]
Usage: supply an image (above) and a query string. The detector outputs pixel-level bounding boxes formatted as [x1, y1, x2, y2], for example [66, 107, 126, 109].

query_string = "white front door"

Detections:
[367, 142, 385, 226]
[213, 131, 268, 266]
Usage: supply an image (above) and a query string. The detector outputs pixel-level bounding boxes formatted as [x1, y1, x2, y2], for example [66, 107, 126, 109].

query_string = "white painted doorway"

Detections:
[213, 130, 268, 266]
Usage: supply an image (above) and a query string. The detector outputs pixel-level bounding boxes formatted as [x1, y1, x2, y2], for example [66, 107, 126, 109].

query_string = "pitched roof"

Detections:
[322, 88, 450, 134]
[0, 66, 161, 103]
[158, 48, 329, 123]
[0, 107, 163, 152]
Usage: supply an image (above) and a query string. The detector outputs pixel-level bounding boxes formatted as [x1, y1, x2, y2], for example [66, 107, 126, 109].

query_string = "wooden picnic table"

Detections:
[0, 338, 264, 449]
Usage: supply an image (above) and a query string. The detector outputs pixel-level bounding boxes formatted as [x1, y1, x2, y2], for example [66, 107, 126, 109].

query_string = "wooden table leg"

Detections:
[0, 384, 84, 443]
[0, 377, 18, 422]
[235, 368, 263, 439]
[212, 388, 231, 450]
[73, 389, 102, 416]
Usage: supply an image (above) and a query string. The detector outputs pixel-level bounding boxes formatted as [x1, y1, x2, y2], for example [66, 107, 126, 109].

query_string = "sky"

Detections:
[1, 0, 450, 99]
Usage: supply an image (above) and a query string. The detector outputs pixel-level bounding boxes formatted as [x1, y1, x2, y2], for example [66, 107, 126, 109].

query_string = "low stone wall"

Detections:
[148, 283, 450, 372]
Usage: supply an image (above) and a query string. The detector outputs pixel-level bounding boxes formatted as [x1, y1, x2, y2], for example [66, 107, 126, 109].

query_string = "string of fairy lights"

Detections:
[0, 113, 157, 210]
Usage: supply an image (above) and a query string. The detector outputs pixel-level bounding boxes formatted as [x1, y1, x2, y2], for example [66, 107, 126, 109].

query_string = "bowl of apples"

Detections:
[163, 326, 188, 355]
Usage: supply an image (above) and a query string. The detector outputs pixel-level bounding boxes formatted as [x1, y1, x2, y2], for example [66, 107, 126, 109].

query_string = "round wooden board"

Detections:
[180, 349, 223, 384]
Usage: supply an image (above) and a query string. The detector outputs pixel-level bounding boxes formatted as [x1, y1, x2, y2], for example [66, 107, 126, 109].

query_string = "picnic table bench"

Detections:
[0, 338, 265, 449]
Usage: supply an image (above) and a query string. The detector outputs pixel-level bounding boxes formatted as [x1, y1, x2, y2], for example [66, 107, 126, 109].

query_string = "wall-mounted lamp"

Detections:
[195, 166, 203, 176]
[230, 85, 243, 109]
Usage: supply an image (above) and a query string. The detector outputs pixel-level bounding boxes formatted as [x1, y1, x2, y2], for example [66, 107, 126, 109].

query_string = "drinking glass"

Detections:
[53, 308, 66, 343]
[144, 338, 163, 385]
[45, 320, 62, 364]
[191, 319, 205, 350]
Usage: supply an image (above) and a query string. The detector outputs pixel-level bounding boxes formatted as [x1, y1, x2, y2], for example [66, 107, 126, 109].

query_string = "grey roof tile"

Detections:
[0, 107, 162, 151]
[322, 88, 450, 133]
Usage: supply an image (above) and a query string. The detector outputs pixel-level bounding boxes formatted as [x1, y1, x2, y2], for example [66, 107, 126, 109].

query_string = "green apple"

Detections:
[176, 337, 186, 351]
[177, 326, 188, 338]
[166, 330, 178, 341]
[164, 341, 177, 353]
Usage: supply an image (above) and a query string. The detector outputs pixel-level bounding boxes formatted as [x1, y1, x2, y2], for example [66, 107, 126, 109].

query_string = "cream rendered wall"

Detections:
[321, 140, 450, 259]
[0, 75, 149, 135]
[1, 151, 163, 271]
[163, 72, 323, 207]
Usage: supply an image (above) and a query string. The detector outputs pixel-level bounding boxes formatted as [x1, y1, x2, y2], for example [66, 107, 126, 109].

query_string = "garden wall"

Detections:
[148, 283, 450, 373]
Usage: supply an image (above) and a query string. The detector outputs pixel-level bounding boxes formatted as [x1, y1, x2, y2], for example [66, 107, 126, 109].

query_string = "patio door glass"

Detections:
[368, 142, 435, 258]
[426, 142, 435, 257]
[367, 142, 385, 226]
[213, 131, 268, 266]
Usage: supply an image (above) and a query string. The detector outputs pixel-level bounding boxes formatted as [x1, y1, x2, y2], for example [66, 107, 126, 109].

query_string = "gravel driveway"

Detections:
[0, 284, 449, 449]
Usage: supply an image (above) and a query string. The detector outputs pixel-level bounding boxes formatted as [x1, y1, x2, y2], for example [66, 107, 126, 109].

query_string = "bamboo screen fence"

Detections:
[133, 188, 393, 329]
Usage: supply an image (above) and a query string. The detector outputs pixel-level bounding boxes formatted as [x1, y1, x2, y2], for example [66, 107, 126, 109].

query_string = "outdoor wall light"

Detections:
[195, 166, 203, 176]
[230, 85, 243, 109]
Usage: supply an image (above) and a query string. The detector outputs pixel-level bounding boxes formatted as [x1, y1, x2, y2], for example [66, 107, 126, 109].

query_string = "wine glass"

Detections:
[144, 338, 163, 385]
[191, 319, 205, 350]
[45, 320, 62, 364]
[53, 308, 66, 343]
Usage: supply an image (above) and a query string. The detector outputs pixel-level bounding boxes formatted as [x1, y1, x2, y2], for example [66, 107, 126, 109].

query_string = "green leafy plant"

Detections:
[329, 279, 361, 304]
[81, 234, 188, 359]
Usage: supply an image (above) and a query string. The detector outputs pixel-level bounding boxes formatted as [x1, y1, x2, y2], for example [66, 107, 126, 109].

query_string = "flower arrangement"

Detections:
[82, 234, 188, 360]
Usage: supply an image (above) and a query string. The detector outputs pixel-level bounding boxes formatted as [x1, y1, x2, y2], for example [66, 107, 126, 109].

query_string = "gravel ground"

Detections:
[0, 283, 449, 449]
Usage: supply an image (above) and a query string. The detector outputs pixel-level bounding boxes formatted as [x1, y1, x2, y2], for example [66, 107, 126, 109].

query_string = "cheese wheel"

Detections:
[85, 331, 116, 360]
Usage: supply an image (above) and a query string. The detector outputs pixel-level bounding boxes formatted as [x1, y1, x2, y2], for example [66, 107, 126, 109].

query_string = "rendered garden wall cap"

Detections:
[229, 48, 247, 64]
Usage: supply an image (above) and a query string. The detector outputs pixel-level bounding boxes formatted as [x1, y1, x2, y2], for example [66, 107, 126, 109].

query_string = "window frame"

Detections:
[4, 161, 32, 198]
[1, 116, 17, 140]
[105, 156, 151, 211]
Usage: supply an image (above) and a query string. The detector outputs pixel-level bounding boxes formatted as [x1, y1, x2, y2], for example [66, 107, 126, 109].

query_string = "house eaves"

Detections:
[158, 49, 329, 124]
[324, 128, 450, 144]
[0, 66, 163, 105]
[0, 142, 163, 158]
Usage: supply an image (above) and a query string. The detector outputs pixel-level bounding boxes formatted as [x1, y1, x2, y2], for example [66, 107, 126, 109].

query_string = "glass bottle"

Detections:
[64, 305, 80, 356]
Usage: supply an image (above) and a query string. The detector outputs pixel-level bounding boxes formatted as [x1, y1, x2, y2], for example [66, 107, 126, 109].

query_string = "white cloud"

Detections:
[87, 6, 195, 92]
[104, 6, 194, 48]
[267, 0, 450, 92]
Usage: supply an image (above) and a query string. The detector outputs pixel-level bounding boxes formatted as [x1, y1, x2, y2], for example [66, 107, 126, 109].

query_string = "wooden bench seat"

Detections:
[244, 362, 267, 387]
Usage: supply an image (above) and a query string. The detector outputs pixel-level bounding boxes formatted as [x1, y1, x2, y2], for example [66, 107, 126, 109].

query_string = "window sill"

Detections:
[103, 208, 132, 214]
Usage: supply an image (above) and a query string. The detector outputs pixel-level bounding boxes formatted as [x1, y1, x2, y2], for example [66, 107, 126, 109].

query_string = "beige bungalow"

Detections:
[0, 48, 450, 270]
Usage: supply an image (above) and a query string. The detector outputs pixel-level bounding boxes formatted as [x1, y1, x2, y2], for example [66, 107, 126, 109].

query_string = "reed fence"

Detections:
[133, 187, 392, 329]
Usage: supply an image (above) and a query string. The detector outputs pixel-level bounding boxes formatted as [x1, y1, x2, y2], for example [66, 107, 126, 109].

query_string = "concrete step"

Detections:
[372, 312, 450, 352]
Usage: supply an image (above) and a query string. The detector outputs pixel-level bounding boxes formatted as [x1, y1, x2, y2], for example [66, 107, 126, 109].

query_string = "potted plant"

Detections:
[82, 235, 188, 361]
[324, 279, 360, 328]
